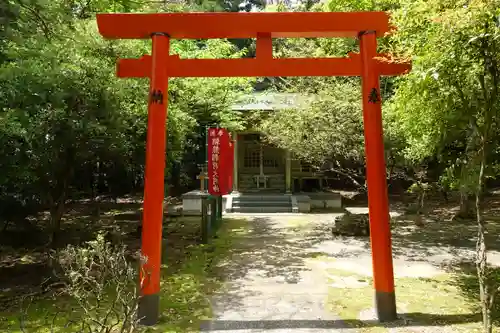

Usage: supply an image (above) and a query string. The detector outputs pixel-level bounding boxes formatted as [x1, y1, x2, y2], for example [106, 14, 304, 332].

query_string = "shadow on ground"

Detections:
[200, 312, 481, 331]
[216, 195, 500, 329]
[389, 195, 500, 255]
[295, 195, 500, 264]
[0, 197, 197, 311]
[209, 215, 335, 315]
[219, 216, 333, 281]
[450, 261, 500, 325]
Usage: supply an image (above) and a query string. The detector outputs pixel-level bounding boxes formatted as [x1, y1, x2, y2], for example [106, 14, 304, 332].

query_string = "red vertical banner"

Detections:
[208, 128, 232, 195]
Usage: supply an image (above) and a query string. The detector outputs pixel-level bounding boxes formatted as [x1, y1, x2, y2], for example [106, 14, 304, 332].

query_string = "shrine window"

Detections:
[244, 148, 260, 168]
[263, 151, 279, 168]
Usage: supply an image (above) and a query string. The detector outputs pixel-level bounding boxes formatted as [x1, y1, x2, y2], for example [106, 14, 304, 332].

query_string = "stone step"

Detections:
[232, 206, 293, 213]
[229, 194, 293, 213]
[232, 201, 291, 207]
[233, 197, 291, 202]
[233, 195, 290, 201]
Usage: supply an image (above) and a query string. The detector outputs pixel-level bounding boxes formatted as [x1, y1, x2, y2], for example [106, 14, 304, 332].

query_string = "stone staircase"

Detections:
[229, 194, 293, 213]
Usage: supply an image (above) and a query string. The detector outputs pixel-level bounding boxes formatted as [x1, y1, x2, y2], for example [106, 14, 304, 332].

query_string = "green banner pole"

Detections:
[201, 197, 209, 244]
[210, 196, 217, 237]
[217, 196, 223, 220]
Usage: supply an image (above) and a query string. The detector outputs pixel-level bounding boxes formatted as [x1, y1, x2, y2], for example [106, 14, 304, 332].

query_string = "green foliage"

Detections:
[387, 0, 500, 190]
[184, 0, 266, 12]
[324, 0, 400, 11]
[0, 2, 253, 229]
[388, 2, 500, 330]
[3, 0, 500, 330]
[260, 81, 365, 165]
[0, 23, 126, 207]
[262, 0, 406, 187]
[1, 218, 247, 333]
[55, 232, 141, 332]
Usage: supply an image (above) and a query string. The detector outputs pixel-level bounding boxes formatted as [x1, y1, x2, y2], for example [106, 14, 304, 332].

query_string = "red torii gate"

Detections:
[96, 11, 411, 326]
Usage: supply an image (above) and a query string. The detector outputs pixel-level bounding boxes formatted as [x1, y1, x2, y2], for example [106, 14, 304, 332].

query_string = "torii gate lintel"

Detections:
[96, 11, 411, 327]
[116, 52, 410, 78]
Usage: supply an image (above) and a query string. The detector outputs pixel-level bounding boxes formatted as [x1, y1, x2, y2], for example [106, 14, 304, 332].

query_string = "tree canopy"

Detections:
[0, 0, 254, 243]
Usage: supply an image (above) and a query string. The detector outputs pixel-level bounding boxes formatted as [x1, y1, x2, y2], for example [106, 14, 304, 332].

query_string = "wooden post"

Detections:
[196, 171, 208, 191]
[359, 30, 397, 322]
[138, 32, 169, 326]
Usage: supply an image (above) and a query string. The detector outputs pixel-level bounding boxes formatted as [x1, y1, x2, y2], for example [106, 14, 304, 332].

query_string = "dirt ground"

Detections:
[0, 195, 185, 311]
[1, 193, 499, 333]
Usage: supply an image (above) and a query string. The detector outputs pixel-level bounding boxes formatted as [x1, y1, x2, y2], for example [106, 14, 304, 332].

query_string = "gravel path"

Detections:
[199, 210, 500, 332]
[200, 213, 355, 332]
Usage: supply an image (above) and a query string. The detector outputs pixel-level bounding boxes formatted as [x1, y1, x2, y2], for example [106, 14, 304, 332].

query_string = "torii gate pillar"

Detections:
[137, 32, 170, 324]
[360, 30, 396, 320]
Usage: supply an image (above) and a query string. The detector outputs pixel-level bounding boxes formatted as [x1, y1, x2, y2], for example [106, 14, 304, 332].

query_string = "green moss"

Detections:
[0, 217, 249, 333]
[325, 267, 497, 333]
[325, 270, 383, 332]
[149, 218, 248, 332]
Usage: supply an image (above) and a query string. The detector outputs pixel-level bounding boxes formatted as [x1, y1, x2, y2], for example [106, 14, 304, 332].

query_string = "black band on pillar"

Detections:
[138, 293, 160, 326]
[375, 291, 397, 322]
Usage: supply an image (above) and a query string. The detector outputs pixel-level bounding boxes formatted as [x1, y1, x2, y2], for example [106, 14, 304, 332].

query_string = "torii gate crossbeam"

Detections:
[96, 11, 411, 327]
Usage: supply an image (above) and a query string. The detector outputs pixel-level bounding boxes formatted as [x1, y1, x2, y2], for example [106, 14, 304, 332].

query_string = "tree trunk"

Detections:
[475, 142, 492, 333]
[453, 188, 475, 221]
[91, 161, 100, 224]
[419, 187, 425, 214]
[456, 157, 475, 220]
[460, 190, 474, 213]
[475, 24, 497, 333]
[460, 190, 467, 210]
[50, 199, 66, 248]
[49, 169, 71, 248]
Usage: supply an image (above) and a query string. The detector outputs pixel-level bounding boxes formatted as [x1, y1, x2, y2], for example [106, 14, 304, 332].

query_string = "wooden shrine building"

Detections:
[230, 92, 328, 193]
